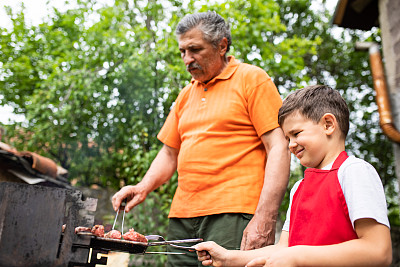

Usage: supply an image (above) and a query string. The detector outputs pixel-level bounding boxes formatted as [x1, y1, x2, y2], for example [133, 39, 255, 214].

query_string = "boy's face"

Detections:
[281, 111, 332, 169]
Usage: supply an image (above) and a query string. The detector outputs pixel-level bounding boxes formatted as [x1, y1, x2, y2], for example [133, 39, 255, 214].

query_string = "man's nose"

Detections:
[183, 52, 195, 66]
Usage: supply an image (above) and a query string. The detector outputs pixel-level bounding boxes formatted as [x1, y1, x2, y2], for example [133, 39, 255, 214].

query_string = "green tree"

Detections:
[1, 1, 398, 265]
[0, 0, 315, 199]
[275, 0, 399, 226]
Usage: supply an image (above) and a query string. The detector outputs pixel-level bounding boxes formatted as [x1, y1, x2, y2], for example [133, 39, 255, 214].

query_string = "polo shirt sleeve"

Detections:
[157, 83, 194, 149]
[157, 102, 181, 149]
[245, 67, 282, 136]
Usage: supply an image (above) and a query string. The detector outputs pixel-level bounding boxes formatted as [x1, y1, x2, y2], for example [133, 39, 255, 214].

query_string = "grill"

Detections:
[0, 182, 100, 266]
[0, 182, 160, 266]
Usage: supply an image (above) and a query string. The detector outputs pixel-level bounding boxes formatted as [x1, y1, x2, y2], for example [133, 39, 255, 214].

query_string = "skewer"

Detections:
[121, 208, 126, 235]
[112, 199, 126, 232]
[112, 209, 119, 230]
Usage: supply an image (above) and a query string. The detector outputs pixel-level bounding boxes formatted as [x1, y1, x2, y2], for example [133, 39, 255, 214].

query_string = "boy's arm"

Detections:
[247, 218, 392, 267]
[293, 218, 391, 266]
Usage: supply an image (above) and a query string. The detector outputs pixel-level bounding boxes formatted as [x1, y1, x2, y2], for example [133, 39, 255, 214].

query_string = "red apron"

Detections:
[288, 151, 358, 246]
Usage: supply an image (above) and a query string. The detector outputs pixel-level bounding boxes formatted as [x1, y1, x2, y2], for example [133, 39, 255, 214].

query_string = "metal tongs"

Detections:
[112, 199, 126, 235]
[145, 235, 201, 255]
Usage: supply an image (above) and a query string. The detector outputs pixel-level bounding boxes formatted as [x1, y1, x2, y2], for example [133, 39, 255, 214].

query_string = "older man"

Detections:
[112, 11, 290, 266]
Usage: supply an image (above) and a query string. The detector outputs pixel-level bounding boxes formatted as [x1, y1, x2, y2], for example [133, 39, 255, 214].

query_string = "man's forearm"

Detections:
[240, 129, 290, 249]
[138, 144, 178, 193]
[114, 144, 179, 212]
[256, 133, 290, 219]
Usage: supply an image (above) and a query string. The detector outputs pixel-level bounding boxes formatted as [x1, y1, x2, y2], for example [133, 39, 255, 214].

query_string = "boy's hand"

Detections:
[245, 257, 267, 267]
[194, 241, 229, 266]
[245, 250, 296, 267]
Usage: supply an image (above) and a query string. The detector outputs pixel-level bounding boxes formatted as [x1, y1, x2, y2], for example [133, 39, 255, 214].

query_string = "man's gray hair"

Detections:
[176, 11, 232, 52]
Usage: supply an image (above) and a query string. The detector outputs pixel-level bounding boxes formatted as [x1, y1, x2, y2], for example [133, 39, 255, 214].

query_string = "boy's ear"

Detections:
[321, 113, 337, 136]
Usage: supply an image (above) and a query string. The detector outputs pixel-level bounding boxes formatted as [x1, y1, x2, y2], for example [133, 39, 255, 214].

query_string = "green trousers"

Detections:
[167, 213, 253, 267]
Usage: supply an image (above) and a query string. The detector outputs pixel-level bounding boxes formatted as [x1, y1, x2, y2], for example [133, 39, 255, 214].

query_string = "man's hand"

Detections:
[241, 215, 275, 250]
[112, 184, 148, 212]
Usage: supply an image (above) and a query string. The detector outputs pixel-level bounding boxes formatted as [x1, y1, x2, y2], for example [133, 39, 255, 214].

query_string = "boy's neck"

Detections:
[317, 140, 346, 169]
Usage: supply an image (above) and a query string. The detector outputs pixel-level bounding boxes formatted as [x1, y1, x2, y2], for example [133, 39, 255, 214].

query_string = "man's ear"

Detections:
[219, 37, 228, 56]
[321, 113, 337, 136]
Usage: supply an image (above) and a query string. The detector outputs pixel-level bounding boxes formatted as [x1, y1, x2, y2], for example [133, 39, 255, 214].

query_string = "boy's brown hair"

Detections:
[278, 85, 350, 138]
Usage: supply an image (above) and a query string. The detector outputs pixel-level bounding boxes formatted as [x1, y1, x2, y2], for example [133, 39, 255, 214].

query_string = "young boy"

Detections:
[194, 85, 392, 267]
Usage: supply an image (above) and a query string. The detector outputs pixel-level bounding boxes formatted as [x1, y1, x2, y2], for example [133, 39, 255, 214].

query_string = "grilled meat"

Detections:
[91, 225, 105, 237]
[74, 226, 92, 234]
[122, 228, 148, 242]
[104, 229, 122, 239]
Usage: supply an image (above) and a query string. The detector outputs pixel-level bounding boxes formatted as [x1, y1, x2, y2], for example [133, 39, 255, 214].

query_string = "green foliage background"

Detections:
[1, 0, 399, 265]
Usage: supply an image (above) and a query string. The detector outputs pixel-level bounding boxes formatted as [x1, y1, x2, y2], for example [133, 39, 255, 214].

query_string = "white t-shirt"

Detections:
[282, 155, 390, 232]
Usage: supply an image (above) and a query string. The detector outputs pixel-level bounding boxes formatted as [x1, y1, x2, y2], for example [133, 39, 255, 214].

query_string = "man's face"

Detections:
[178, 27, 226, 83]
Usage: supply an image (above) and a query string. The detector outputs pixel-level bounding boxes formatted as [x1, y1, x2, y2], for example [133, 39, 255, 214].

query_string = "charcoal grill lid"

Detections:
[0, 182, 66, 266]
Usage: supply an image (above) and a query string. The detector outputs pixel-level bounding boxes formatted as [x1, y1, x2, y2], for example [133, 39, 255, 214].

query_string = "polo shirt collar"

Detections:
[190, 56, 239, 85]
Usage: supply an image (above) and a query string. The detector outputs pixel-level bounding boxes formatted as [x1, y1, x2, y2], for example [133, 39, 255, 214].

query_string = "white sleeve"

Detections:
[338, 156, 390, 228]
[282, 179, 302, 232]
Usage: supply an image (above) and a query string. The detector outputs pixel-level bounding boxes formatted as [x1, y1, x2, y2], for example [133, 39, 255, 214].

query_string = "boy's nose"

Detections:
[288, 139, 297, 151]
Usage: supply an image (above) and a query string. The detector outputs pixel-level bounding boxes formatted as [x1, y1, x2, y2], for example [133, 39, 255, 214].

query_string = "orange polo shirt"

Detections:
[157, 56, 282, 218]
